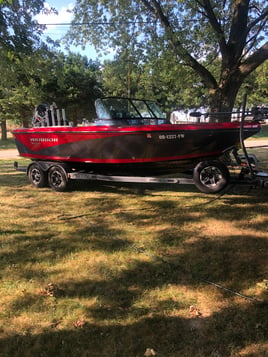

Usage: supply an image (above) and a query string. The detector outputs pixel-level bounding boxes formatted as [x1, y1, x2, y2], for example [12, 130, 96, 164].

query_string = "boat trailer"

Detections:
[14, 146, 268, 194]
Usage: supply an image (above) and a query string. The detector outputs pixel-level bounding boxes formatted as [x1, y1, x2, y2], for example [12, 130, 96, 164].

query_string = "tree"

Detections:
[102, 50, 207, 112]
[69, 0, 268, 120]
[0, 49, 57, 128]
[0, 0, 56, 139]
[0, 51, 103, 127]
[246, 60, 268, 105]
[0, 0, 56, 53]
[101, 50, 143, 98]
[39, 53, 103, 123]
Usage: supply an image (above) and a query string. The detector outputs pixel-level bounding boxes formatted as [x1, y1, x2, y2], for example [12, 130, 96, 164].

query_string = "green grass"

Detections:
[0, 155, 268, 357]
[0, 137, 16, 149]
[251, 124, 268, 139]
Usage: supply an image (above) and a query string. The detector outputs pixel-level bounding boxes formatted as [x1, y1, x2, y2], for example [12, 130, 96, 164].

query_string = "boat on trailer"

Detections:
[12, 97, 267, 193]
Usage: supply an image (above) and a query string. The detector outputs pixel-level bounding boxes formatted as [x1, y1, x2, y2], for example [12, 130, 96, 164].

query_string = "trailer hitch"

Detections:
[14, 161, 27, 172]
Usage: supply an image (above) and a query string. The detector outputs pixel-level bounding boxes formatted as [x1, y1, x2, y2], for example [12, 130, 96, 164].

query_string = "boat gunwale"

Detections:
[12, 121, 261, 135]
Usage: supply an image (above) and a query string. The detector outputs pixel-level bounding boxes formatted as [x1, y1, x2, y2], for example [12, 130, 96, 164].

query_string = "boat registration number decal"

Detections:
[158, 134, 185, 140]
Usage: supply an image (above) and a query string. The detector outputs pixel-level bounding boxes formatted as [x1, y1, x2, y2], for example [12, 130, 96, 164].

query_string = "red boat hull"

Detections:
[12, 121, 261, 172]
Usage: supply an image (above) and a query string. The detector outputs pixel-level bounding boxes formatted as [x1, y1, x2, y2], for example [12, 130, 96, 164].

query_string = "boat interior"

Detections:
[32, 97, 266, 128]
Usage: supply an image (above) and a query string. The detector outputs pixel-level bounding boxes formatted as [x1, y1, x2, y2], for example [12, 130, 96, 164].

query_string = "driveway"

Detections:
[245, 140, 268, 148]
[0, 149, 20, 159]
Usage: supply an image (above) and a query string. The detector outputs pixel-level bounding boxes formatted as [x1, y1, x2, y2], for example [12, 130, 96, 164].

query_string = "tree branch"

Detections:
[239, 41, 268, 76]
[195, 0, 227, 53]
[242, 25, 264, 59]
[141, 0, 218, 89]
[247, 6, 268, 33]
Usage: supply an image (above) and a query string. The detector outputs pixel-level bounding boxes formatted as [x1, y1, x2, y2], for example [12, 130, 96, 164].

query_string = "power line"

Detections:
[38, 21, 154, 26]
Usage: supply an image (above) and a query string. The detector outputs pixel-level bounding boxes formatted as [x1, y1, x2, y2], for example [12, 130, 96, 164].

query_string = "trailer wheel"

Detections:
[193, 160, 229, 194]
[48, 165, 69, 192]
[28, 163, 47, 188]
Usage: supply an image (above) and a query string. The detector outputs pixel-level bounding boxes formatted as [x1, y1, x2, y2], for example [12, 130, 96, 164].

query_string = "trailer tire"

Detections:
[48, 165, 69, 192]
[193, 160, 229, 194]
[28, 163, 48, 188]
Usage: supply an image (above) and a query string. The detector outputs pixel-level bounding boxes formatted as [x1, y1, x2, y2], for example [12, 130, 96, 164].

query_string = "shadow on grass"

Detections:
[1, 161, 268, 356]
[0, 300, 267, 357]
[0, 158, 198, 194]
[2, 229, 267, 356]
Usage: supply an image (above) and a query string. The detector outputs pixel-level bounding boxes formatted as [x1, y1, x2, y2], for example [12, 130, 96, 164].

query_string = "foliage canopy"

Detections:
[69, 0, 268, 118]
[0, 1, 102, 132]
[0, 0, 56, 53]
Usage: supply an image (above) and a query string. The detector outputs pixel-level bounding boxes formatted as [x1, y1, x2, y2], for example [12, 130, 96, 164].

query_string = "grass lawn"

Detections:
[0, 137, 16, 150]
[0, 152, 268, 356]
[249, 124, 268, 139]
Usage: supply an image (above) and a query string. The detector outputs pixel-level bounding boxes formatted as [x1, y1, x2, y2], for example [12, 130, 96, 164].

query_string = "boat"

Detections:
[12, 97, 263, 193]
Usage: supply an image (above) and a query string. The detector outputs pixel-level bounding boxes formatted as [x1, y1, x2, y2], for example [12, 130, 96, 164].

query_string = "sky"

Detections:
[35, 1, 114, 61]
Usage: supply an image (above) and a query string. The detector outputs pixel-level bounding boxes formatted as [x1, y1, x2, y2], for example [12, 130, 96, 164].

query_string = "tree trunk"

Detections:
[208, 88, 238, 122]
[207, 68, 244, 122]
[22, 119, 29, 128]
[0, 120, 7, 141]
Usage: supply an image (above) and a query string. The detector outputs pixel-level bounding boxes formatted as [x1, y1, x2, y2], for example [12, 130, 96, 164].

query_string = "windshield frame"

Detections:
[95, 97, 166, 120]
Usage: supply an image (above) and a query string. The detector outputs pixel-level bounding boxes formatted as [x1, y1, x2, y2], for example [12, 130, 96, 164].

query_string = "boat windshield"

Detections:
[95, 98, 166, 120]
